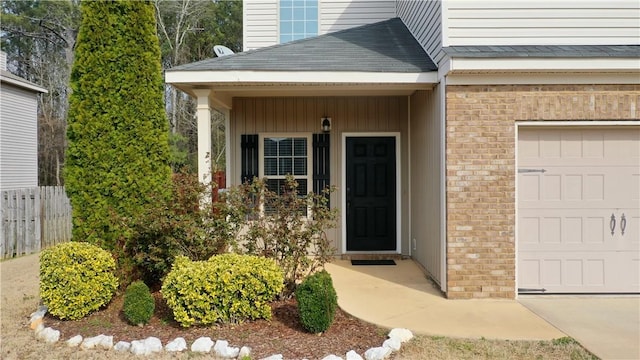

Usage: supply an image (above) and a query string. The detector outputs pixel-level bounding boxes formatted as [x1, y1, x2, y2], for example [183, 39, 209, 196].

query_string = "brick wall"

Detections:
[445, 84, 640, 299]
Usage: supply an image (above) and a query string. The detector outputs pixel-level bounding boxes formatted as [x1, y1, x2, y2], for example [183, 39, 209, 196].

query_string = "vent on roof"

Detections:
[214, 45, 234, 57]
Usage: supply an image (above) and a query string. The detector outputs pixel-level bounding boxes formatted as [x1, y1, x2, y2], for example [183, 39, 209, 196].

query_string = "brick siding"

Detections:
[445, 84, 640, 299]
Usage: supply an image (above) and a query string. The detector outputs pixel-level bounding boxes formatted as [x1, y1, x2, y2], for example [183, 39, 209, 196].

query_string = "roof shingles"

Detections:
[169, 18, 437, 73]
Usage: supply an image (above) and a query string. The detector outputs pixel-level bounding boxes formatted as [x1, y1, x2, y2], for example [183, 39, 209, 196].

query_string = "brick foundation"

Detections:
[445, 84, 640, 299]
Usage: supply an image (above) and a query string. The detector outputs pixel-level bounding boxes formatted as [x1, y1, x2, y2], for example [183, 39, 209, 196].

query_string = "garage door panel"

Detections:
[518, 252, 639, 293]
[518, 126, 640, 294]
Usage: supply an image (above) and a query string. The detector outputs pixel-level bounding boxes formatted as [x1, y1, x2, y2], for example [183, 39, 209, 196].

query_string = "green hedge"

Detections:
[296, 270, 338, 333]
[123, 280, 155, 325]
[161, 254, 284, 327]
[40, 242, 119, 320]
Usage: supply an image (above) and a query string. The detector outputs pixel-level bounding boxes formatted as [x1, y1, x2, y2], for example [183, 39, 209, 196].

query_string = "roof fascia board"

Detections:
[0, 75, 48, 93]
[447, 72, 640, 85]
[166, 71, 438, 85]
[449, 57, 640, 72]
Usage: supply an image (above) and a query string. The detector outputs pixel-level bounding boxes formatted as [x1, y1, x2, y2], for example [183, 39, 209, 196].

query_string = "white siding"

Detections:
[444, 0, 640, 46]
[409, 88, 444, 289]
[243, 0, 396, 50]
[397, 0, 444, 66]
[320, 0, 396, 33]
[0, 84, 38, 190]
[230, 96, 410, 255]
[243, 0, 278, 50]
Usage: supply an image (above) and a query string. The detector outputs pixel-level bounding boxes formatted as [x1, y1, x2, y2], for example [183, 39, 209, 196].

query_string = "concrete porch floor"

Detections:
[325, 259, 565, 340]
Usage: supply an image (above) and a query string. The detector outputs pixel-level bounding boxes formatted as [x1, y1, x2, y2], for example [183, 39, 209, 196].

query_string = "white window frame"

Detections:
[259, 132, 313, 215]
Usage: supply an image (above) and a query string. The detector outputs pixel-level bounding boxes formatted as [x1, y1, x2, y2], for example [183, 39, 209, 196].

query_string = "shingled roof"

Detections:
[443, 45, 640, 58]
[169, 18, 437, 73]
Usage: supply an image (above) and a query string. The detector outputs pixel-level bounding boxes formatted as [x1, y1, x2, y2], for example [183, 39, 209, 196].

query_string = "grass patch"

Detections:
[392, 335, 598, 360]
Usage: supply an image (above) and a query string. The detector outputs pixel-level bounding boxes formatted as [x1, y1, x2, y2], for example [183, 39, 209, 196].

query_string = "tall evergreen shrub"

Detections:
[65, 0, 171, 279]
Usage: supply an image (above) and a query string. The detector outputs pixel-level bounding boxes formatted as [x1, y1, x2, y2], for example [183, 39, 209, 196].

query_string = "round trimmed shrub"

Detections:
[162, 254, 284, 327]
[40, 242, 119, 320]
[295, 270, 338, 333]
[123, 280, 155, 325]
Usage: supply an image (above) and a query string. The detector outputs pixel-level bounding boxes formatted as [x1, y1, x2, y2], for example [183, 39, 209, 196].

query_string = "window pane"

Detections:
[279, 138, 292, 156]
[280, 21, 293, 33]
[281, 8, 292, 21]
[279, 158, 293, 175]
[292, 34, 306, 41]
[306, 20, 318, 34]
[294, 158, 306, 175]
[264, 138, 277, 156]
[280, 34, 293, 43]
[293, 7, 304, 19]
[281, 1, 293, 7]
[293, 0, 305, 6]
[306, 0, 317, 7]
[293, 138, 306, 156]
[306, 7, 318, 21]
[264, 158, 278, 176]
[293, 20, 305, 34]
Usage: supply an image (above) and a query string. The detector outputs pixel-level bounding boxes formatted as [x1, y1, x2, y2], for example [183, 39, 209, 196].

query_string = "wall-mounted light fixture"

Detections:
[321, 116, 332, 132]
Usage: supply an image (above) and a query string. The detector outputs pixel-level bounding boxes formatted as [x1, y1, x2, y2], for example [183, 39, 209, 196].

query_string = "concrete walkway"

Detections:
[325, 259, 565, 340]
[520, 296, 640, 360]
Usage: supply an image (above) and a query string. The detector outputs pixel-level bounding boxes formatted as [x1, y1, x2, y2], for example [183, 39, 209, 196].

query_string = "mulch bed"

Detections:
[46, 292, 389, 359]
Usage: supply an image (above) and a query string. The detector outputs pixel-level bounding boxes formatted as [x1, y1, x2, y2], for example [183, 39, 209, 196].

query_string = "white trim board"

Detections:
[341, 132, 402, 255]
[166, 70, 438, 85]
[446, 72, 640, 85]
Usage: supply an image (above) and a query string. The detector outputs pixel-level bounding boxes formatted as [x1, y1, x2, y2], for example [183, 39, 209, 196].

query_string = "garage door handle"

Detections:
[620, 213, 626, 236]
[610, 214, 616, 236]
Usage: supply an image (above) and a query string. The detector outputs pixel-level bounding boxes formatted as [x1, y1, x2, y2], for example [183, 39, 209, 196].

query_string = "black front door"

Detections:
[346, 136, 396, 251]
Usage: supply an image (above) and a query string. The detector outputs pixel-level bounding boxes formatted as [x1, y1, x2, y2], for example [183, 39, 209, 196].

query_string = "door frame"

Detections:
[515, 120, 640, 298]
[342, 132, 402, 254]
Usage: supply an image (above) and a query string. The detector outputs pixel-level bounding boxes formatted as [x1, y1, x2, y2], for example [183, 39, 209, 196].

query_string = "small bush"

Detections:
[40, 242, 119, 320]
[161, 254, 284, 327]
[123, 281, 155, 325]
[237, 176, 338, 297]
[295, 270, 338, 333]
[129, 170, 246, 286]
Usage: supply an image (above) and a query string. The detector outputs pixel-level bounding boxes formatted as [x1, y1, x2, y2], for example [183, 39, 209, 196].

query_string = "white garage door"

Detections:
[518, 127, 640, 293]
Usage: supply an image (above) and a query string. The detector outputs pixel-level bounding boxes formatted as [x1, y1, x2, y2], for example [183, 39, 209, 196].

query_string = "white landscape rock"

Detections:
[80, 334, 112, 350]
[191, 337, 214, 353]
[130, 340, 149, 355]
[388, 328, 413, 343]
[114, 341, 131, 352]
[214, 340, 240, 358]
[363, 346, 392, 360]
[260, 355, 284, 360]
[66, 335, 83, 347]
[165, 337, 187, 352]
[321, 355, 343, 360]
[144, 337, 163, 353]
[346, 350, 364, 360]
[382, 337, 402, 352]
[36, 327, 60, 343]
[239, 346, 252, 358]
[29, 305, 48, 322]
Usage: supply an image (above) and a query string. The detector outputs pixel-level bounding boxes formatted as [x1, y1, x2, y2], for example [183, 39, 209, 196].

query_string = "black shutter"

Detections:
[241, 134, 258, 183]
[313, 133, 330, 199]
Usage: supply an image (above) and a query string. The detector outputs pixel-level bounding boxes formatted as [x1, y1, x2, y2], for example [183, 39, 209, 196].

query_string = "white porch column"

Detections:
[193, 89, 212, 184]
[222, 108, 231, 187]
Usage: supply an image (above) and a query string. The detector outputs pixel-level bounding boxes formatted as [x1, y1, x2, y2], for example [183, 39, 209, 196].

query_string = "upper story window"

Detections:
[279, 0, 318, 43]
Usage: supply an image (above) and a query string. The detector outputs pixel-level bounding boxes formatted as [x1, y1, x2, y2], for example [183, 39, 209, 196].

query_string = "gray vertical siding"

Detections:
[397, 0, 445, 66]
[0, 84, 38, 190]
[409, 88, 444, 288]
[230, 96, 409, 255]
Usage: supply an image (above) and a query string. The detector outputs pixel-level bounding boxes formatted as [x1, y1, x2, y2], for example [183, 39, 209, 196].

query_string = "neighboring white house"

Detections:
[167, 0, 640, 298]
[0, 51, 48, 191]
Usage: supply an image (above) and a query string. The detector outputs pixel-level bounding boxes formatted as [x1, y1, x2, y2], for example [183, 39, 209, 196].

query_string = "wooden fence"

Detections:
[1, 186, 72, 259]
